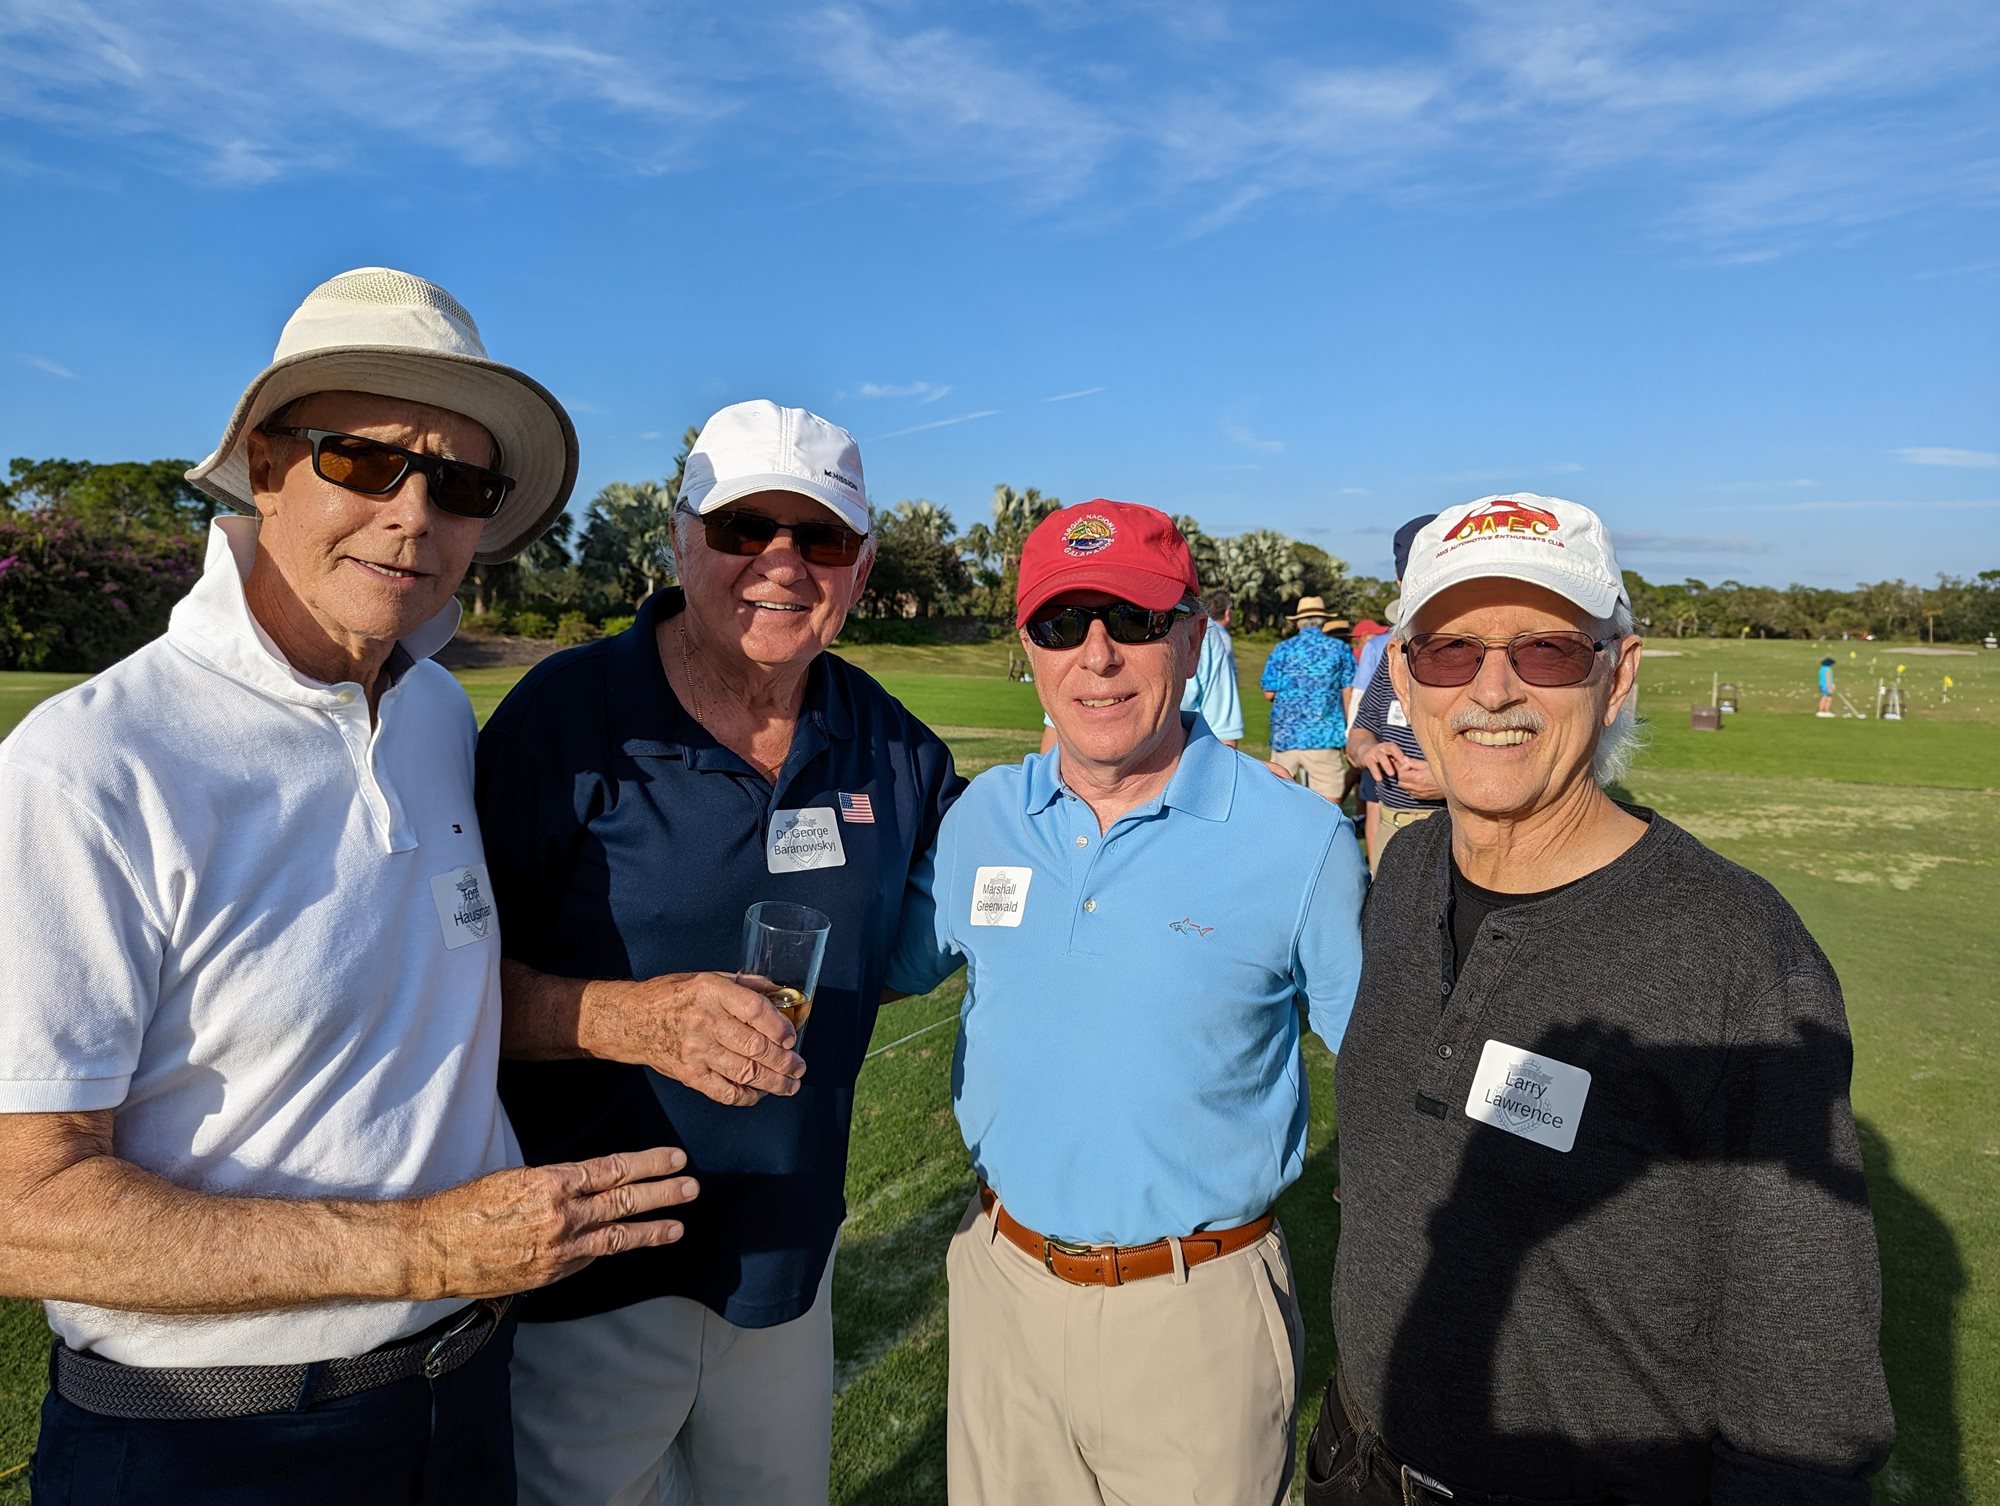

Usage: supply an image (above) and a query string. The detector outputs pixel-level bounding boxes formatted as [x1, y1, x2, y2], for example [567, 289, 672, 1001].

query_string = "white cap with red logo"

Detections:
[1399, 493, 1629, 628]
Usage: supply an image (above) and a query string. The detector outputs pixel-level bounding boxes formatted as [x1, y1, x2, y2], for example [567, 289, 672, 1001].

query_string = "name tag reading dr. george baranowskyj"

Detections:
[1464, 1038, 1591, 1153]
[767, 807, 848, 874]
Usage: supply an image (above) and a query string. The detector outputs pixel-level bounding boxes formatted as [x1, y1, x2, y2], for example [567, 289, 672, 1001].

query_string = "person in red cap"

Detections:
[886, 501, 1369, 1506]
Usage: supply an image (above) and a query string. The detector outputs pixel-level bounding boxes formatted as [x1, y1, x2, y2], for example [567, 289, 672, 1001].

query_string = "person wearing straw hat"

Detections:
[1259, 595, 1359, 799]
[0, 268, 699, 1505]
[1303, 493, 1891, 1505]
[475, 399, 965, 1506]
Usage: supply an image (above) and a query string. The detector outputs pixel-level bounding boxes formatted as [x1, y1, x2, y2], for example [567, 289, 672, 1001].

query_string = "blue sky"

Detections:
[2, 0, 1996, 587]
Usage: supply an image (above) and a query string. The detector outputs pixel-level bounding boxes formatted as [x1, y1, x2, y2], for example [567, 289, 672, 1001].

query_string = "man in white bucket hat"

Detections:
[1302, 494, 1892, 1504]
[0, 267, 698, 1505]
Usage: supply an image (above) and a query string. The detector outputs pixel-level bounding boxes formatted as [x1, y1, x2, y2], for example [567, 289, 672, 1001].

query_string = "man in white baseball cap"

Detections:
[0, 267, 697, 1505]
[1303, 493, 1893, 1504]
[477, 399, 966, 1505]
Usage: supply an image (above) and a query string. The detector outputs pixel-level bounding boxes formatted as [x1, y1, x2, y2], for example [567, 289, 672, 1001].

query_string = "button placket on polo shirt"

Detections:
[325, 686, 416, 854]
[1061, 795, 1109, 954]
[1418, 922, 1522, 1109]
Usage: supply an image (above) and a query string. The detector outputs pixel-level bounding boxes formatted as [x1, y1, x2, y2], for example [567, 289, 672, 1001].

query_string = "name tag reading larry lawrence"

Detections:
[1464, 1038, 1591, 1153]
[970, 866, 1032, 927]
[767, 807, 847, 873]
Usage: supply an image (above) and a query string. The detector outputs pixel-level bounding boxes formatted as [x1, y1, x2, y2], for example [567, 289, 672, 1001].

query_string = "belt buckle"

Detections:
[421, 1304, 486, 1380]
[1399, 1463, 1455, 1502]
[1042, 1235, 1100, 1277]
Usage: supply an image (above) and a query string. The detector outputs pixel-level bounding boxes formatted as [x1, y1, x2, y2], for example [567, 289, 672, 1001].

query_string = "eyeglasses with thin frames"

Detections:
[1400, 630, 1606, 688]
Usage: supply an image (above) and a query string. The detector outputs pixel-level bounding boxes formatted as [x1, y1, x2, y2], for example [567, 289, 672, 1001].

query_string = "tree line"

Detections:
[3, 451, 1995, 672]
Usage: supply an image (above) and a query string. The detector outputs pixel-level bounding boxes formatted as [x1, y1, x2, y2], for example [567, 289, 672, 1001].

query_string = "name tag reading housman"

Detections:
[1464, 1038, 1592, 1153]
[430, 863, 497, 950]
[767, 807, 847, 874]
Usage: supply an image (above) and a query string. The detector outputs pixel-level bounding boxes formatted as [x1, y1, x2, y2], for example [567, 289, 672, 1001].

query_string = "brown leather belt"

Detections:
[978, 1185, 1272, 1287]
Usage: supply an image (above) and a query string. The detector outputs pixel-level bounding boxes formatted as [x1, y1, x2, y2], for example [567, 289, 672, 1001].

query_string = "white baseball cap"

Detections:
[1400, 493, 1628, 627]
[186, 267, 578, 565]
[679, 400, 870, 533]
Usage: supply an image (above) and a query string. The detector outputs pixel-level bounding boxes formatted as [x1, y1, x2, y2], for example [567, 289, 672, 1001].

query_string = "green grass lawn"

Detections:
[0, 634, 1994, 1502]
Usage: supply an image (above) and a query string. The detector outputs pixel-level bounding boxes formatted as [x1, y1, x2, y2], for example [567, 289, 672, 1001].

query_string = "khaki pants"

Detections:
[946, 1195, 1302, 1506]
[511, 1243, 836, 1506]
[1367, 806, 1436, 874]
[1273, 747, 1347, 797]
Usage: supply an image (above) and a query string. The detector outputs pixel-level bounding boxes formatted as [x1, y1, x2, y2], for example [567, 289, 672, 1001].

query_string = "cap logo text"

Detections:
[1062, 515, 1117, 556]
[1444, 499, 1562, 544]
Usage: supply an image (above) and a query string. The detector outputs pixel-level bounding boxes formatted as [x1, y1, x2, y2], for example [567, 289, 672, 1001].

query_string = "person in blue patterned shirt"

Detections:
[1260, 596, 1358, 798]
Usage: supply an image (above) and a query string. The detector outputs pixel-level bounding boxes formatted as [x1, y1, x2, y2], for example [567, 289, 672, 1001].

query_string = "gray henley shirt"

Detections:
[1332, 807, 1894, 1504]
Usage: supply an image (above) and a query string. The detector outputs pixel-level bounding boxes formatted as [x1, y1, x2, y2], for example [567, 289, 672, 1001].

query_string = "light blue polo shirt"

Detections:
[888, 716, 1367, 1245]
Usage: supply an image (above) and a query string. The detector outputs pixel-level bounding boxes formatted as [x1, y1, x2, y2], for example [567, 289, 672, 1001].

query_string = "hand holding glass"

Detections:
[738, 902, 830, 1047]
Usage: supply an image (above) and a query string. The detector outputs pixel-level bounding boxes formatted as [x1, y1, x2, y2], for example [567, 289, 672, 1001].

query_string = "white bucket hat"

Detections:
[679, 400, 870, 533]
[186, 267, 578, 564]
[1400, 493, 1628, 628]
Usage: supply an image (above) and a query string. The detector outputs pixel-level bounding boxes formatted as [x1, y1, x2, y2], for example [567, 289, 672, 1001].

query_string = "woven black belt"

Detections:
[53, 1297, 511, 1421]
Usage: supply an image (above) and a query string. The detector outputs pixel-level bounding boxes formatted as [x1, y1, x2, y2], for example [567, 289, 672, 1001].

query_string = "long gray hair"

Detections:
[1593, 599, 1644, 786]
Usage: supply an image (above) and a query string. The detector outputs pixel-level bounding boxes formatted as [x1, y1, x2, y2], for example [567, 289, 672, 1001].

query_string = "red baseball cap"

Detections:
[1015, 500, 1201, 626]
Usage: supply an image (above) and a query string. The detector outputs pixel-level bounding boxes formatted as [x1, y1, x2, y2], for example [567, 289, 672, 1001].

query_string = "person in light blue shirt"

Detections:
[890, 499, 1366, 1506]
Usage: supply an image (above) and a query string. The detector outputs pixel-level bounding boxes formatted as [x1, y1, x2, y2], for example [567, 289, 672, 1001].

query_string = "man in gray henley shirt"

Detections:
[1307, 494, 1893, 1506]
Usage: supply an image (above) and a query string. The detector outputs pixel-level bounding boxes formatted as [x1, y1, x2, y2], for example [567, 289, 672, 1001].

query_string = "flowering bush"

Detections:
[0, 514, 202, 671]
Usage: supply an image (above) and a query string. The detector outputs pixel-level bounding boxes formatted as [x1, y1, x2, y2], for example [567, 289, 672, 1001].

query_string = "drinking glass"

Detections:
[738, 901, 831, 1046]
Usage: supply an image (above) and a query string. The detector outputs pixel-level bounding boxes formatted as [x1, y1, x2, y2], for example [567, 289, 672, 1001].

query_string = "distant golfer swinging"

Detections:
[1818, 656, 1836, 717]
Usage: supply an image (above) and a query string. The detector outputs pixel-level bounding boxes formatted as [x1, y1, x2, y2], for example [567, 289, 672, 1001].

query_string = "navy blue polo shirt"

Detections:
[475, 589, 964, 1328]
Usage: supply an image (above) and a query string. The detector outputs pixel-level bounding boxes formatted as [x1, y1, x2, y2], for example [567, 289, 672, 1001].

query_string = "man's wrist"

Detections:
[574, 977, 637, 1063]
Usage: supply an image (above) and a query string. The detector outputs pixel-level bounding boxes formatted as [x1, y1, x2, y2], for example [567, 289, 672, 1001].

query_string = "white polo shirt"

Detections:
[0, 517, 518, 1367]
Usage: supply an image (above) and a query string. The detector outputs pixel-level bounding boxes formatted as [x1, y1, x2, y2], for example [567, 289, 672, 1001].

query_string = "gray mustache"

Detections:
[1449, 708, 1548, 734]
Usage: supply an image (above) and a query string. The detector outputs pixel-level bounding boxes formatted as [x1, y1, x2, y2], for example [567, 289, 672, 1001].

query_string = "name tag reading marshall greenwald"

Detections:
[1464, 1039, 1591, 1153]
[767, 807, 847, 874]
[430, 863, 497, 950]
[970, 866, 1032, 927]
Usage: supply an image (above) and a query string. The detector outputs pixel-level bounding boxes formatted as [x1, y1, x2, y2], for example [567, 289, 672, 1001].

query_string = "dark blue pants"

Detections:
[30, 1312, 516, 1505]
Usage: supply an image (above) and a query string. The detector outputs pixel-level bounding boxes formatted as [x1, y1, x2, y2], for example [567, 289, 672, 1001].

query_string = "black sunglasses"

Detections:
[696, 508, 868, 568]
[262, 426, 514, 520]
[1401, 630, 1606, 688]
[1024, 599, 1196, 651]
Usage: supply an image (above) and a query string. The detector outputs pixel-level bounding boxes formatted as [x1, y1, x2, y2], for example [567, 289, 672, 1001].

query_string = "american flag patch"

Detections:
[837, 792, 875, 823]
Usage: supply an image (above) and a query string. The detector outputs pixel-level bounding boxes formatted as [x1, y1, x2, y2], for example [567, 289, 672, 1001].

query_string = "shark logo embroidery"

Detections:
[1169, 917, 1214, 937]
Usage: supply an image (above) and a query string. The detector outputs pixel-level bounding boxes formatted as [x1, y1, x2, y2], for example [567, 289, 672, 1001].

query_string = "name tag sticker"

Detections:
[970, 866, 1033, 927]
[767, 807, 847, 873]
[1386, 698, 1410, 728]
[1464, 1039, 1591, 1153]
[430, 863, 497, 950]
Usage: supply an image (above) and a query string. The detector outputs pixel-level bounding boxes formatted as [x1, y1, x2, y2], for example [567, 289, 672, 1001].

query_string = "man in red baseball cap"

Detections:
[886, 501, 1368, 1505]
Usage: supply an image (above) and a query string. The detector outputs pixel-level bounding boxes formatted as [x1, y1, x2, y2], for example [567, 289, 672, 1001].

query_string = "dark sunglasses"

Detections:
[697, 508, 868, 568]
[262, 426, 514, 520]
[1401, 630, 1606, 688]
[1024, 599, 1196, 651]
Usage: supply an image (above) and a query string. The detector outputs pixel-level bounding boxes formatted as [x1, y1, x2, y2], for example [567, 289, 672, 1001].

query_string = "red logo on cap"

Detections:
[1445, 498, 1561, 543]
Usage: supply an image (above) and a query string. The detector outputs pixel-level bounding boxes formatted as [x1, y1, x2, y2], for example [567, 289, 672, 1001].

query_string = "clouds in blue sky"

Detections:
[0, 0, 1993, 586]
[5, 0, 1996, 259]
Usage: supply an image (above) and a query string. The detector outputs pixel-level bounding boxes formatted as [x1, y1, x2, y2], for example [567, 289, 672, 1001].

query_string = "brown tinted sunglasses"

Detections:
[263, 426, 513, 519]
